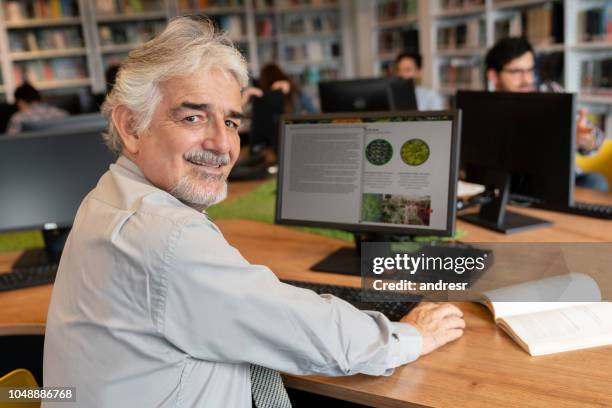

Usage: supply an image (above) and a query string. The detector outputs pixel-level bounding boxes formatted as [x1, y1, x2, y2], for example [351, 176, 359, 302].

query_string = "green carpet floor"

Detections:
[0, 180, 466, 252]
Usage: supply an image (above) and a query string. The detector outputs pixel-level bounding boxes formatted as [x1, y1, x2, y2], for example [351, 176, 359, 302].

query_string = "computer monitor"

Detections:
[43, 93, 82, 114]
[276, 111, 461, 274]
[318, 78, 417, 113]
[456, 91, 576, 234]
[0, 125, 115, 268]
[0, 102, 18, 134]
[250, 90, 284, 155]
[21, 113, 107, 132]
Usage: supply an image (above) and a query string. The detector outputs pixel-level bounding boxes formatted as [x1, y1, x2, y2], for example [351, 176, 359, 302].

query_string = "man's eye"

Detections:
[184, 115, 206, 124]
[225, 120, 239, 129]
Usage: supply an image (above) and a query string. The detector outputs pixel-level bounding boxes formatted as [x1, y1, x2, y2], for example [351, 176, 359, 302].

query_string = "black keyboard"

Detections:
[281, 280, 419, 321]
[567, 202, 612, 220]
[0, 264, 58, 292]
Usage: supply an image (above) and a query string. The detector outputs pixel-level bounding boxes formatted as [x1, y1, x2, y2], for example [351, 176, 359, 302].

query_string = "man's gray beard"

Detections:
[169, 175, 227, 211]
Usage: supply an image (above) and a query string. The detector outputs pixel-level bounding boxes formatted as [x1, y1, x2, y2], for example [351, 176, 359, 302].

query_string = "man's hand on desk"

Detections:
[401, 302, 465, 356]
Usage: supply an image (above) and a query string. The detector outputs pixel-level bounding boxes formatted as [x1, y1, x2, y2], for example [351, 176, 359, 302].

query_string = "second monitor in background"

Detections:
[318, 78, 418, 113]
[457, 91, 576, 233]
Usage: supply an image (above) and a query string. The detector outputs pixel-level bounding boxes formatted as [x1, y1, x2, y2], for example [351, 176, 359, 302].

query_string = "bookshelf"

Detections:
[251, 0, 352, 97]
[90, 0, 169, 93]
[419, 0, 612, 137]
[373, 0, 420, 76]
[177, 1, 257, 71]
[0, 0, 93, 103]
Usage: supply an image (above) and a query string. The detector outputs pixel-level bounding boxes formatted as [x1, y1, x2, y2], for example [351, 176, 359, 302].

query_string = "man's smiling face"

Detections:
[126, 68, 243, 208]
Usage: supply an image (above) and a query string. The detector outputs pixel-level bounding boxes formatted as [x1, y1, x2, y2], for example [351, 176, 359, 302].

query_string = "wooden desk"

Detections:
[1, 188, 611, 406]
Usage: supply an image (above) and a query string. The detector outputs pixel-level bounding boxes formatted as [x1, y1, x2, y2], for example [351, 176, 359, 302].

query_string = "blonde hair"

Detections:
[101, 16, 249, 154]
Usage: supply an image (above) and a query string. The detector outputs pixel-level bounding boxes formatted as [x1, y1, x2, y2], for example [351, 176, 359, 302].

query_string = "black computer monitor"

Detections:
[456, 91, 576, 234]
[43, 93, 82, 114]
[0, 125, 115, 268]
[276, 111, 461, 274]
[0, 102, 18, 134]
[250, 90, 284, 155]
[318, 78, 417, 113]
[21, 113, 107, 132]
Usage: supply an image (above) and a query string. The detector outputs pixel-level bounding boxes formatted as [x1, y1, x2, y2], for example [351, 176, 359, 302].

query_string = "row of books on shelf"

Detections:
[282, 13, 337, 34]
[178, 0, 245, 10]
[437, 19, 485, 51]
[257, 17, 276, 37]
[9, 28, 83, 53]
[95, 0, 164, 14]
[254, 0, 336, 10]
[495, 3, 563, 46]
[258, 43, 278, 61]
[439, 0, 483, 12]
[581, 58, 612, 96]
[439, 59, 481, 89]
[378, 28, 418, 54]
[13, 58, 87, 84]
[578, 2, 612, 43]
[4, 0, 78, 21]
[282, 40, 340, 62]
[99, 21, 165, 46]
[211, 15, 247, 39]
[377, 0, 417, 22]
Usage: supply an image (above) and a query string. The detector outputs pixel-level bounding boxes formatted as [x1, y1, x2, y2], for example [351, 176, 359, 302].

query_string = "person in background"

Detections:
[485, 37, 608, 192]
[6, 82, 68, 135]
[394, 51, 445, 111]
[241, 63, 316, 114]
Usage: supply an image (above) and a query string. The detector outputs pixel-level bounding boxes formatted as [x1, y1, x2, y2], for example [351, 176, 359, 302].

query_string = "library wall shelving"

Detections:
[422, 0, 612, 136]
[0, 0, 354, 104]
[0, 0, 608, 137]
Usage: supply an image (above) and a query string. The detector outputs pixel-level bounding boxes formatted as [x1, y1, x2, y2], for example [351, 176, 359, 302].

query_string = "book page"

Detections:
[482, 273, 601, 319]
[499, 303, 612, 356]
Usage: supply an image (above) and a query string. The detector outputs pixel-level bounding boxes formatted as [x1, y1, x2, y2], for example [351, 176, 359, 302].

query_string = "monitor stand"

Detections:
[311, 232, 404, 276]
[11, 227, 70, 270]
[459, 174, 552, 234]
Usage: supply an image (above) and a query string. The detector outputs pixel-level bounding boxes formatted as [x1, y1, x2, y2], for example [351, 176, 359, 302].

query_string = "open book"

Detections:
[481, 273, 612, 356]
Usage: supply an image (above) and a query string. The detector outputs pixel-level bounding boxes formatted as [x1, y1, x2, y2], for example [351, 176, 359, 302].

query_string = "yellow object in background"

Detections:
[576, 139, 612, 189]
[0, 369, 40, 408]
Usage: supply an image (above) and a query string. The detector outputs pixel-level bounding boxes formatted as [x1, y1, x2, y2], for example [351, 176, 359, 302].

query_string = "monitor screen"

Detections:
[318, 78, 417, 114]
[0, 126, 115, 233]
[456, 91, 575, 208]
[276, 111, 460, 236]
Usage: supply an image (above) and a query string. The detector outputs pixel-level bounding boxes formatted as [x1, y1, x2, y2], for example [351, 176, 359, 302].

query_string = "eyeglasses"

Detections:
[501, 67, 535, 76]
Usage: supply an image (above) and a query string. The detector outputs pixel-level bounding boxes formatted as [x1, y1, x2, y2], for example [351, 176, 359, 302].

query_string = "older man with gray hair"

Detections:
[43, 16, 464, 408]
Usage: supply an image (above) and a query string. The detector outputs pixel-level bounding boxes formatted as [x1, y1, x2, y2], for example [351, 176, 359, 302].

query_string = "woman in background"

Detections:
[242, 63, 316, 114]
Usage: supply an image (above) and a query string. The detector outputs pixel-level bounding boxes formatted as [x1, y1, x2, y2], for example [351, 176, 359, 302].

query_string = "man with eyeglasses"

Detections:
[484, 37, 608, 192]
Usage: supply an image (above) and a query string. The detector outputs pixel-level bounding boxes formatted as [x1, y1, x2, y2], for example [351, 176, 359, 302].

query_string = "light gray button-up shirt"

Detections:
[43, 156, 422, 407]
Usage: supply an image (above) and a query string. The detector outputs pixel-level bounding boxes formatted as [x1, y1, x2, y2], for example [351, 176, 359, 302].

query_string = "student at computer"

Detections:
[43, 17, 465, 408]
[6, 83, 68, 135]
[242, 63, 316, 114]
[485, 37, 608, 192]
[394, 51, 445, 110]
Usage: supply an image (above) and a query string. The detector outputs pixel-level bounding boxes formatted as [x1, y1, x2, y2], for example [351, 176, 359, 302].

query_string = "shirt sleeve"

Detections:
[157, 219, 422, 377]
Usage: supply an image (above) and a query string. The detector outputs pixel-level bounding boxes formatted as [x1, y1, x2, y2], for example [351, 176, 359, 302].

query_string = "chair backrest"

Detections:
[576, 139, 612, 188]
[0, 369, 40, 408]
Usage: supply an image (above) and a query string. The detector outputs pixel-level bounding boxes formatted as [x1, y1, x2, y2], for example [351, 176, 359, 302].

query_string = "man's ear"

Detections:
[486, 69, 499, 91]
[112, 105, 140, 154]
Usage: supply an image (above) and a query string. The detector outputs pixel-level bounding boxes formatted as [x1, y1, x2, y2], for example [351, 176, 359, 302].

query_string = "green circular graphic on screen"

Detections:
[365, 139, 393, 165]
[401, 139, 430, 166]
